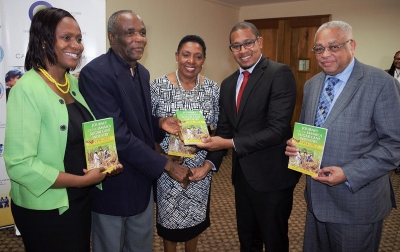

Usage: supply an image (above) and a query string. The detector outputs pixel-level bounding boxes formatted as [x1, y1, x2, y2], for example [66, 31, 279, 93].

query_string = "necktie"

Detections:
[314, 77, 339, 127]
[236, 71, 250, 113]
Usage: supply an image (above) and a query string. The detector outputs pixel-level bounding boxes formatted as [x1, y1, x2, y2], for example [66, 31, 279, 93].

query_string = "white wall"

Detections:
[239, 0, 400, 70]
[106, 0, 239, 84]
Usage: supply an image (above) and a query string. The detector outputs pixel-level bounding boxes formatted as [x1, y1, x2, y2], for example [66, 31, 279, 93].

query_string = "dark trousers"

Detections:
[11, 193, 91, 252]
[234, 166, 295, 252]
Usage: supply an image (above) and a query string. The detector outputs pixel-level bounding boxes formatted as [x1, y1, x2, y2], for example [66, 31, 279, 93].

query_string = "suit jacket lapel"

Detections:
[323, 59, 363, 128]
[235, 57, 268, 125]
[136, 63, 153, 131]
[308, 74, 325, 125]
[111, 52, 153, 139]
[226, 71, 239, 123]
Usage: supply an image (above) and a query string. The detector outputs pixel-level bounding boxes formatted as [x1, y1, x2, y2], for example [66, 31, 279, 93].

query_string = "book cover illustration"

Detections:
[288, 122, 328, 177]
[175, 110, 210, 145]
[82, 118, 118, 173]
[167, 134, 196, 158]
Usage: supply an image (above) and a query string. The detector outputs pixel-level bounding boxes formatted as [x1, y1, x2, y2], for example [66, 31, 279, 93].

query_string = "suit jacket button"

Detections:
[60, 125, 67, 131]
[72, 91, 76, 96]
[59, 99, 65, 104]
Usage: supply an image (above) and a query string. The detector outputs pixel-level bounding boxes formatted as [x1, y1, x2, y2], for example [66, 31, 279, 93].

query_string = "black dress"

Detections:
[12, 101, 94, 252]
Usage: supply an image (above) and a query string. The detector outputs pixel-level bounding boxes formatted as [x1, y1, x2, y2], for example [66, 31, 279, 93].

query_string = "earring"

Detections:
[42, 45, 45, 49]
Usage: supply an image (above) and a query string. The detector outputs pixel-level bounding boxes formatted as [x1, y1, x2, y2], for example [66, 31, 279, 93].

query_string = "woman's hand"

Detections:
[52, 168, 106, 189]
[105, 162, 124, 177]
[82, 167, 107, 186]
[189, 161, 213, 181]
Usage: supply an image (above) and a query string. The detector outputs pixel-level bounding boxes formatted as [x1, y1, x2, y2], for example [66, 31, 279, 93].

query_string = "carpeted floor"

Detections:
[1, 149, 400, 251]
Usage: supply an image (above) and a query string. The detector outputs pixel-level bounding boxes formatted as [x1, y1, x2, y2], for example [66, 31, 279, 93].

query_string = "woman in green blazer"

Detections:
[4, 8, 121, 252]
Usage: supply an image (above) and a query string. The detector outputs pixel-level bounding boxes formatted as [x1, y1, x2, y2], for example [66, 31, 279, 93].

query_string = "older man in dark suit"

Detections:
[198, 22, 300, 252]
[286, 21, 400, 252]
[79, 10, 191, 252]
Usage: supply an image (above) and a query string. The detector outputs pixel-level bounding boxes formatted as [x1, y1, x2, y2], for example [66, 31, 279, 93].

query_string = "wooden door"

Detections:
[246, 15, 331, 129]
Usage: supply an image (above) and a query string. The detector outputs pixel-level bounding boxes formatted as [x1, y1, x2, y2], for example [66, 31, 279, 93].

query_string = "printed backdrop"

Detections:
[0, 0, 106, 228]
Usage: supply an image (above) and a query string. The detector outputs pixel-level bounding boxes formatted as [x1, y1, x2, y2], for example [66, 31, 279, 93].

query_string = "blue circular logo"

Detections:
[29, 1, 53, 20]
[0, 46, 4, 63]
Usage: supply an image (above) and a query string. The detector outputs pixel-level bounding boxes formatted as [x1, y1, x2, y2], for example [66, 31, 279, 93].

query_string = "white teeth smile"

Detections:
[241, 55, 250, 60]
[65, 52, 78, 58]
[186, 67, 195, 71]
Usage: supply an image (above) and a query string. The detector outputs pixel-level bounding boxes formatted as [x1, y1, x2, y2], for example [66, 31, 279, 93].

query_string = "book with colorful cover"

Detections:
[175, 110, 210, 145]
[167, 134, 196, 158]
[288, 122, 328, 177]
[82, 117, 118, 173]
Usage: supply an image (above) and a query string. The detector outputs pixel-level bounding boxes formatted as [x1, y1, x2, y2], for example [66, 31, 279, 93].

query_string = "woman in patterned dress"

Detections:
[150, 35, 220, 252]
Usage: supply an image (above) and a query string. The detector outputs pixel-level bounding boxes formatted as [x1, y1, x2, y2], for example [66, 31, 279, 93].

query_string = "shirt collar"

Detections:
[239, 55, 263, 75]
[110, 48, 138, 76]
[325, 57, 355, 83]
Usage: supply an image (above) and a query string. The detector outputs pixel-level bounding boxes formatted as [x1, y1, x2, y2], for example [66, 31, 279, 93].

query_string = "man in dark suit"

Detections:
[79, 10, 191, 252]
[286, 21, 400, 252]
[198, 22, 300, 252]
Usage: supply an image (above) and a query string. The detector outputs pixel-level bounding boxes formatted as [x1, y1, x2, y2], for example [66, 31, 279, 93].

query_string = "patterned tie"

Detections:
[236, 71, 250, 113]
[314, 77, 339, 127]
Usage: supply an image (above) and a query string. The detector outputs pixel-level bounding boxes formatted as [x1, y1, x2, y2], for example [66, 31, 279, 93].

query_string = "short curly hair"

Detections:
[177, 35, 206, 57]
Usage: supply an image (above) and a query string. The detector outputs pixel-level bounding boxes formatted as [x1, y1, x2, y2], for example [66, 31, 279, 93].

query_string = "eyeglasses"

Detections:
[312, 39, 353, 54]
[394, 58, 400, 61]
[229, 37, 259, 52]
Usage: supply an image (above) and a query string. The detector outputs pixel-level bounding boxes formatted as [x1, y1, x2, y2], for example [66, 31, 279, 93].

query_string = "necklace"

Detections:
[175, 70, 200, 104]
[39, 68, 70, 94]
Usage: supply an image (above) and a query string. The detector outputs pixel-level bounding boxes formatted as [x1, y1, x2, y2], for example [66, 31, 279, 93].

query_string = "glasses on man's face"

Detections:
[394, 58, 400, 61]
[312, 39, 353, 55]
[229, 37, 259, 52]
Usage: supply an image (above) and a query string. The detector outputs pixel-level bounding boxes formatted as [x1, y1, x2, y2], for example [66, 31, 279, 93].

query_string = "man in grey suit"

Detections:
[286, 21, 400, 252]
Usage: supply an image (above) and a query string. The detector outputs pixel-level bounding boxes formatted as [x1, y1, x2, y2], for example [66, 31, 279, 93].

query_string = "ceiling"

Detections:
[213, 0, 305, 8]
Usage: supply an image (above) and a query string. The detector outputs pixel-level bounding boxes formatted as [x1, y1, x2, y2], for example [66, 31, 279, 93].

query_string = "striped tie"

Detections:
[314, 77, 339, 127]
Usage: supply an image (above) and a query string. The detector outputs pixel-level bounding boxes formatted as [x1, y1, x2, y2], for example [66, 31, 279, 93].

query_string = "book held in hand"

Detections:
[288, 122, 328, 177]
[167, 134, 196, 158]
[82, 117, 119, 173]
[175, 110, 210, 145]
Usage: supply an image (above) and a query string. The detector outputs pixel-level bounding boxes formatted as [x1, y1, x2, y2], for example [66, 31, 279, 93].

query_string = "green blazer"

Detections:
[4, 69, 94, 214]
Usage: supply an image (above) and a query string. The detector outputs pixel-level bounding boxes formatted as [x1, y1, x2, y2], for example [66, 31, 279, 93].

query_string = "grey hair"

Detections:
[229, 22, 259, 43]
[315, 21, 353, 41]
[107, 10, 138, 35]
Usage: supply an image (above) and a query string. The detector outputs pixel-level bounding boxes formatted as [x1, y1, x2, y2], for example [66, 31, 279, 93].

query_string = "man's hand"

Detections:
[285, 138, 299, 157]
[313, 166, 347, 186]
[164, 159, 193, 188]
[159, 117, 181, 135]
[162, 153, 184, 165]
[197, 136, 233, 151]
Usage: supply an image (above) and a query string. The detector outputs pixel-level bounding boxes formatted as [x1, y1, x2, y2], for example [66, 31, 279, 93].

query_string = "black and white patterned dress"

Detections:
[150, 74, 219, 242]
